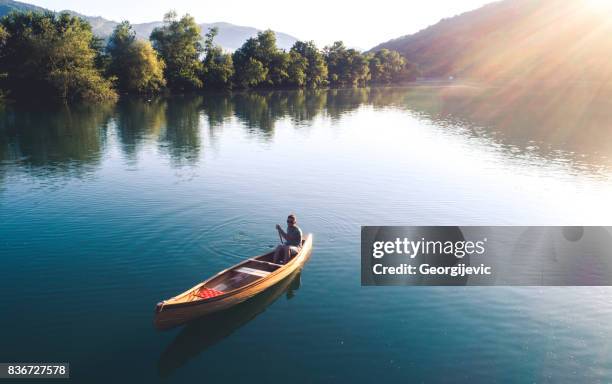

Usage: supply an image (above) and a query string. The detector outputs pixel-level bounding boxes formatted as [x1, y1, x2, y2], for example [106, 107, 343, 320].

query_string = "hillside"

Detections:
[370, 0, 612, 84]
[0, 0, 299, 51]
[0, 0, 44, 14]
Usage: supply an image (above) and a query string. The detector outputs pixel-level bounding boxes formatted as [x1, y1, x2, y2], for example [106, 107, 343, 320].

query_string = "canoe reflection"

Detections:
[157, 271, 302, 377]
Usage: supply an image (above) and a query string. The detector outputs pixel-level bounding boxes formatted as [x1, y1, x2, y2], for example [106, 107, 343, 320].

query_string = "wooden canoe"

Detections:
[158, 270, 303, 376]
[154, 233, 313, 330]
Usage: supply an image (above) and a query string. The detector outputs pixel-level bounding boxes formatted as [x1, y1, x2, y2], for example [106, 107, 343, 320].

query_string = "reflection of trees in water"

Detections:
[0, 105, 7, 185]
[368, 86, 416, 109]
[233, 90, 328, 136]
[0, 103, 114, 176]
[232, 92, 278, 137]
[201, 92, 234, 129]
[114, 98, 166, 160]
[397, 85, 612, 170]
[3, 86, 610, 174]
[324, 88, 370, 120]
[114, 97, 203, 165]
[0, 89, 399, 178]
[201, 93, 234, 149]
[160, 96, 204, 165]
[229, 88, 366, 136]
[285, 89, 327, 125]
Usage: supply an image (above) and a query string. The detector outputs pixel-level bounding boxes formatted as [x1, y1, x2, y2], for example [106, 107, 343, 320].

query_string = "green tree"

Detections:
[324, 41, 370, 86]
[290, 41, 328, 88]
[122, 41, 166, 94]
[232, 30, 288, 88]
[235, 57, 267, 87]
[150, 11, 203, 92]
[269, 50, 290, 85]
[201, 27, 234, 89]
[324, 41, 346, 85]
[0, 11, 117, 102]
[203, 26, 219, 55]
[0, 24, 7, 47]
[107, 21, 165, 94]
[287, 51, 307, 87]
[107, 21, 136, 60]
[369, 49, 407, 84]
[233, 38, 263, 87]
[348, 50, 370, 86]
[0, 24, 8, 97]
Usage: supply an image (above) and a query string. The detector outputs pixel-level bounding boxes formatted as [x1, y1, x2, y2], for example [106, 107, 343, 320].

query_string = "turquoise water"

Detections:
[1, 87, 612, 383]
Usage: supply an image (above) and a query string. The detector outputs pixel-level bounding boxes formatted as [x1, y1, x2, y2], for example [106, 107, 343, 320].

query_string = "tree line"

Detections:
[0, 11, 419, 103]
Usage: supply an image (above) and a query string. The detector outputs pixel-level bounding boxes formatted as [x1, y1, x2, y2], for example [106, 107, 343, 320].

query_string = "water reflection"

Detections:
[157, 271, 302, 378]
[325, 88, 370, 120]
[285, 89, 327, 125]
[201, 92, 234, 128]
[0, 104, 113, 176]
[1, 86, 612, 176]
[114, 99, 166, 161]
[394, 85, 612, 171]
[232, 92, 277, 136]
[161, 97, 204, 165]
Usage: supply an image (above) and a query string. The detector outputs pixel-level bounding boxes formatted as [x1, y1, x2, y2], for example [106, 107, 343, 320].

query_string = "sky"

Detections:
[27, 0, 493, 49]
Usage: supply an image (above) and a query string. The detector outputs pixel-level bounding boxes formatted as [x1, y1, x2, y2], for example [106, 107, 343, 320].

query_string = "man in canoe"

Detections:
[274, 214, 303, 264]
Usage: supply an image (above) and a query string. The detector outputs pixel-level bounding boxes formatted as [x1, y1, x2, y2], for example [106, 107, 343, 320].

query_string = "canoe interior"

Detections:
[164, 239, 305, 305]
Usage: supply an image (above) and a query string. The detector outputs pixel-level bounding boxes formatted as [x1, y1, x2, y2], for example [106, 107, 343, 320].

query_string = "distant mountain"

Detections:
[0, 0, 299, 51]
[128, 21, 299, 51]
[0, 0, 44, 14]
[199, 22, 298, 52]
[370, 0, 612, 84]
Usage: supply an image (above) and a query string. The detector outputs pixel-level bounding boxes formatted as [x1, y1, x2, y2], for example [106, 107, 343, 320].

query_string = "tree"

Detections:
[290, 41, 328, 88]
[107, 21, 135, 58]
[232, 30, 288, 88]
[269, 50, 290, 86]
[0, 24, 7, 47]
[0, 24, 8, 99]
[107, 21, 165, 94]
[287, 51, 307, 87]
[0, 11, 117, 102]
[201, 27, 234, 89]
[324, 41, 345, 85]
[347, 49, 370, 86]
[150, 11, 203, 92]
[369, 49, 407, 84]
[324, 41, 370, 86]
[235, 57, 267, 88]
[122, 41, 166, 94]
[203, 26, 217, 54]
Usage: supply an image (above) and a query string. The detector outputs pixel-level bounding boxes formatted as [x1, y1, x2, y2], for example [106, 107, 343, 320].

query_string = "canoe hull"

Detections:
[154, 234, 312, 330]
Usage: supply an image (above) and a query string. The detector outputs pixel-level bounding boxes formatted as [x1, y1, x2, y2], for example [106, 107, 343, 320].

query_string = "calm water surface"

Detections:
[1, 86, 612, 383]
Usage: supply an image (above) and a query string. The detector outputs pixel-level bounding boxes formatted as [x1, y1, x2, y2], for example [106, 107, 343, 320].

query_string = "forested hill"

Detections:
[370, 0, 612, 84]
[0, 0, 299, 50]
[0, 0, 44, 14]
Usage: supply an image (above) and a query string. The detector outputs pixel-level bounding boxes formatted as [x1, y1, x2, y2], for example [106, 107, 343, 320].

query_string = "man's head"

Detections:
[287, 214, 297, 227]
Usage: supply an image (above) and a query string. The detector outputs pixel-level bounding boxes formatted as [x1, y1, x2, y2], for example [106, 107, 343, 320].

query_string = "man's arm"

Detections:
[276, 224, 287, 240]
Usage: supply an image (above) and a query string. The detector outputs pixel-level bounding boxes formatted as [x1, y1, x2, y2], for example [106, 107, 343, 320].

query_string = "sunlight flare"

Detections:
[584, 0, 612, 12]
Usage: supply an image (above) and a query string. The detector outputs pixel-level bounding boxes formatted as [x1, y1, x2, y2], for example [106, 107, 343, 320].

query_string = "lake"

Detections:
[1, 85, 612, 383]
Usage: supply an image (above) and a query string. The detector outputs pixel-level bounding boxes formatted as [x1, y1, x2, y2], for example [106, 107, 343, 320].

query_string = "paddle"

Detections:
[278, 229, 284, 245]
